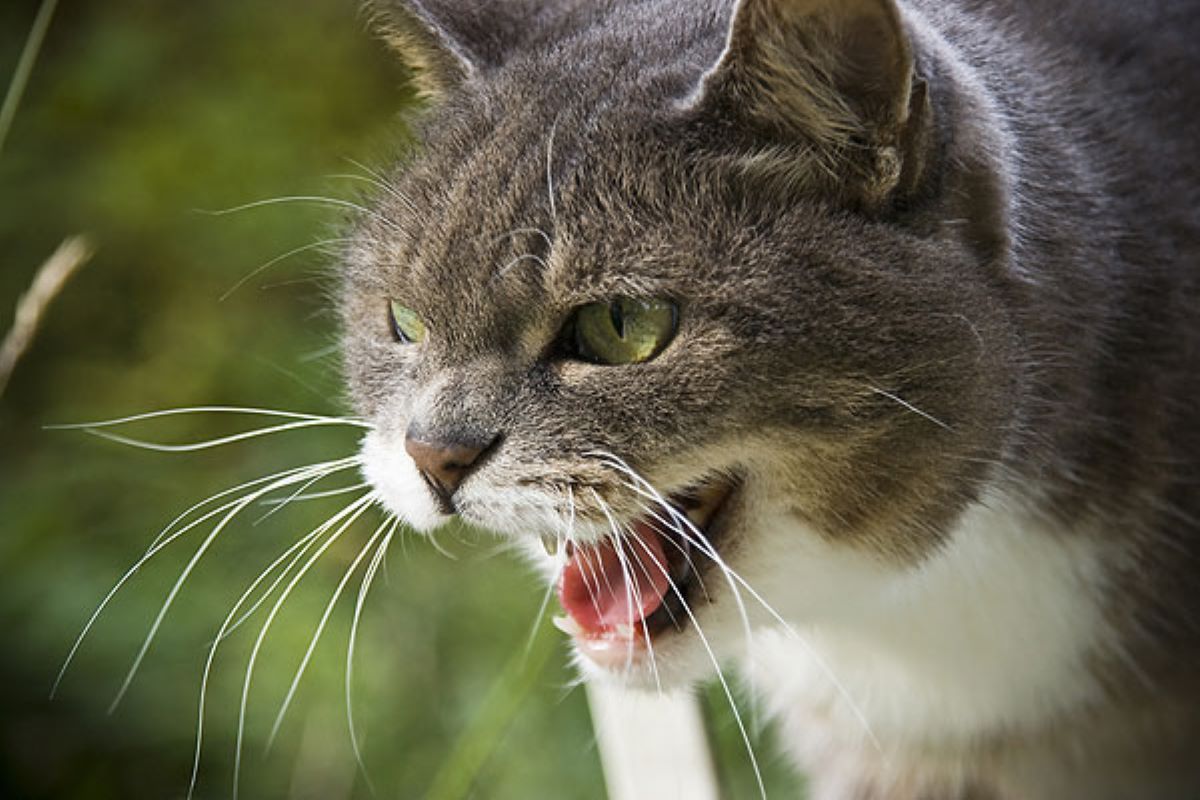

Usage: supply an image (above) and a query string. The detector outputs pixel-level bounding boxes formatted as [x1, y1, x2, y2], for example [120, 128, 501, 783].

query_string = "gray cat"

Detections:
[341, 1, 1200, 797]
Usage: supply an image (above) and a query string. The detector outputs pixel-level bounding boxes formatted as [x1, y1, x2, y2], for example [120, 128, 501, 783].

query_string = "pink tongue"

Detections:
[557, 521, 670, 636]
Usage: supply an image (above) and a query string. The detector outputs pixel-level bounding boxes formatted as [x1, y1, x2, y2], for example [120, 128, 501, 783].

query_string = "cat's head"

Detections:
[342, 0, 1019, 685]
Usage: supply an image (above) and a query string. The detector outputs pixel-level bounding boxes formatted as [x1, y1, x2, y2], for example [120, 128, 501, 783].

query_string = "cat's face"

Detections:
[342, 0, 1016, 685]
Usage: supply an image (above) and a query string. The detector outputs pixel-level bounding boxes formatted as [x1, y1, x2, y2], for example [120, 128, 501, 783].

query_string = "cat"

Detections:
[341, 1, 1200, 797]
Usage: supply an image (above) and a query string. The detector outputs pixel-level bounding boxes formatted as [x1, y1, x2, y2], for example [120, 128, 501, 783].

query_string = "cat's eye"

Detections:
[570, 298, 678, 365]
[388, 300, 427, 344]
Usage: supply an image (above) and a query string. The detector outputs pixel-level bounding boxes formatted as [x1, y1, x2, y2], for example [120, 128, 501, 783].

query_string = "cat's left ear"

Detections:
[366, 0, 523, 99]
[687, 0, 931, 207]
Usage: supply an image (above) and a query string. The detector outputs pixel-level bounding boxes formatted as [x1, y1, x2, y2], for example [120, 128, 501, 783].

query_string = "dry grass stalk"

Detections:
[0, 235, 93, 398]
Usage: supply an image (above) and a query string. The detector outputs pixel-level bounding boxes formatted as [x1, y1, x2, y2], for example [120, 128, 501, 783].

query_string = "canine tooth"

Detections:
[552, 615, 584, 637]
[541, 535, 559, 556]
[615, 623, 636, 639]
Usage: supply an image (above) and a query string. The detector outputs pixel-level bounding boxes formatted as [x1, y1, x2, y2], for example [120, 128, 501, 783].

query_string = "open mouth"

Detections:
[552, 476, 737, 668]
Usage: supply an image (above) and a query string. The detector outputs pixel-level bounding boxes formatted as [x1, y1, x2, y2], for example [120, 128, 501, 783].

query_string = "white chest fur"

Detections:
[741, 497, 1115, 755]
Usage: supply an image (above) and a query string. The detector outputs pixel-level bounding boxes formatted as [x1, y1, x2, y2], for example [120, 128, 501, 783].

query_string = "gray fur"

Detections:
[341, 1, 1200, 796]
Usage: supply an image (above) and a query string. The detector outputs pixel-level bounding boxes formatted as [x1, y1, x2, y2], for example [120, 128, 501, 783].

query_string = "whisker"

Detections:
[194, 195, 403, 233]
[77, 418, 363, 453]
[523, 483, 577, 664]
[598, 454, 884, 757]
[866, 385, 953, 431]
[257, 481, 371, 515]
[232, 492, 378, 800]
[490, 226, 554, 252]
[589, 492, 624, 601]
[425, 527, 458, 560]
[187, 493, 367, 800]
[523, 568, 560, 667]
[586, 490, 622, 632]
[634, 501, 711, 602]
[346, 518, 399, 794]
[606, 515, 665, 691]
[220, 237, 350, 302]
[584, 452, 755, 656]
[593, 494, 641, 676]
[142, 457, 357, 569]
[340, 157, 418, 214]
[108, 458, 362, 713]
[267, 512, 393, 747]
[625, 528, 768, 800]
[197, 195, 372, 215]
[53, 457, 358, 701]
[47, 405, 372, 430]
[496, 252, 549, 278]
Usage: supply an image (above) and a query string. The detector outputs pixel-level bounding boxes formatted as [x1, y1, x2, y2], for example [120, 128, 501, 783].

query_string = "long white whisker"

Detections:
[425, 528, 457, 560]
[187, 492, 365, 800]
[634, 502, 711, 601]
[52, 458, 359, 699]
[496, 252, 549, 278]
[258, 481, 371, 510]
[78, 418, 360, 453]
[196, 195, 372, 216]
[866, 385, 952, 431]
[591, 492, 641, 676]
[491, 226, 553, 252]
[625, 527, 767, 800]
[267, 513, 392, 747]
[146, 461, 358, 556]
[346, 518, 398, 794]
[195, 194, 405, 235]
[47, 406, 372, 430]
[598, 454, 883, 756]
[220, 237, 350, 302]
[107, 458, 361, 712]
[233, 492, 377, 800]
[524, 570, 559, 666]
[606, 513, 665, 691]
[585, 453, 755, 657]
[260, 479, 372, 515]
[574, 537, 607, 629]
[340, 157, 418, 213]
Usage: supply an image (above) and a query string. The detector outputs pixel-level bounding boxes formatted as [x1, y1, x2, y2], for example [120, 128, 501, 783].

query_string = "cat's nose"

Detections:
[404, 432, 493, 502]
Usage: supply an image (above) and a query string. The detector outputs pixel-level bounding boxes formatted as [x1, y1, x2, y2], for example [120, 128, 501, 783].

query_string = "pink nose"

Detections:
[404, 435, 488, 497]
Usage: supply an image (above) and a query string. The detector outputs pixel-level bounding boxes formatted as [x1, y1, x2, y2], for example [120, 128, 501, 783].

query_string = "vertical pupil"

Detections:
[609, 301, 625, 339]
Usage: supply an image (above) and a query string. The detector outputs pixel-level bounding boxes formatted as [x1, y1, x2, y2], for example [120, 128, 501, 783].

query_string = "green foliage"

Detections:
[0, 2, 804, 797]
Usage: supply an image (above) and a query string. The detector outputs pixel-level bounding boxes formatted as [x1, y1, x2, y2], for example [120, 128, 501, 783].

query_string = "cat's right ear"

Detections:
[685, 0, 932, 207]
[365, 1, 481, 99]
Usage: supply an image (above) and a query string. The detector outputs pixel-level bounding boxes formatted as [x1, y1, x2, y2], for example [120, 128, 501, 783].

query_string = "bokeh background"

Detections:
[0, 1, 803, 797]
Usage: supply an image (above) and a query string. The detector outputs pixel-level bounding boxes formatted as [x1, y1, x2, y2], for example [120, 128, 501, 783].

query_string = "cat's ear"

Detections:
[366, 1, 504, 98]
[689, 0, 931, 206]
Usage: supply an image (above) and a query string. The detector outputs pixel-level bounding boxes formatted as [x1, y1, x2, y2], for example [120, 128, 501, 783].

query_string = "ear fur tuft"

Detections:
[364, 0, 476, 99]
[692, 0, 929, 206]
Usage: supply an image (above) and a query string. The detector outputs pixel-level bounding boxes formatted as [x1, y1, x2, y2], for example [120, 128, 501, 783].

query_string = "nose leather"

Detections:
[404, 435, 489, 498]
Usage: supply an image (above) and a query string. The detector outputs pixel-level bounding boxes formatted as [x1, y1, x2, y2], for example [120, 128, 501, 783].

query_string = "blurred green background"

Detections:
[0, 1, 802, 797]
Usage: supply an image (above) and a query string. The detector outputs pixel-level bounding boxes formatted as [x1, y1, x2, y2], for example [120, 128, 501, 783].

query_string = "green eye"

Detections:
[571, 298, 678, 365]
[388, 300, 427, 344]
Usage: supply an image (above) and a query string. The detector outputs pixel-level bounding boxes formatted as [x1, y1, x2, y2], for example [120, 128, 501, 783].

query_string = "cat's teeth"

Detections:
[614, 624, 636, 639]
[552, 615, 584, 638]
[541, 535, 559, 556]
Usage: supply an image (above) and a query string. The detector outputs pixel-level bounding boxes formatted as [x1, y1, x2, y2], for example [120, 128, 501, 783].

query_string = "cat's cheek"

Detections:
[359, 430, 451, 533]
